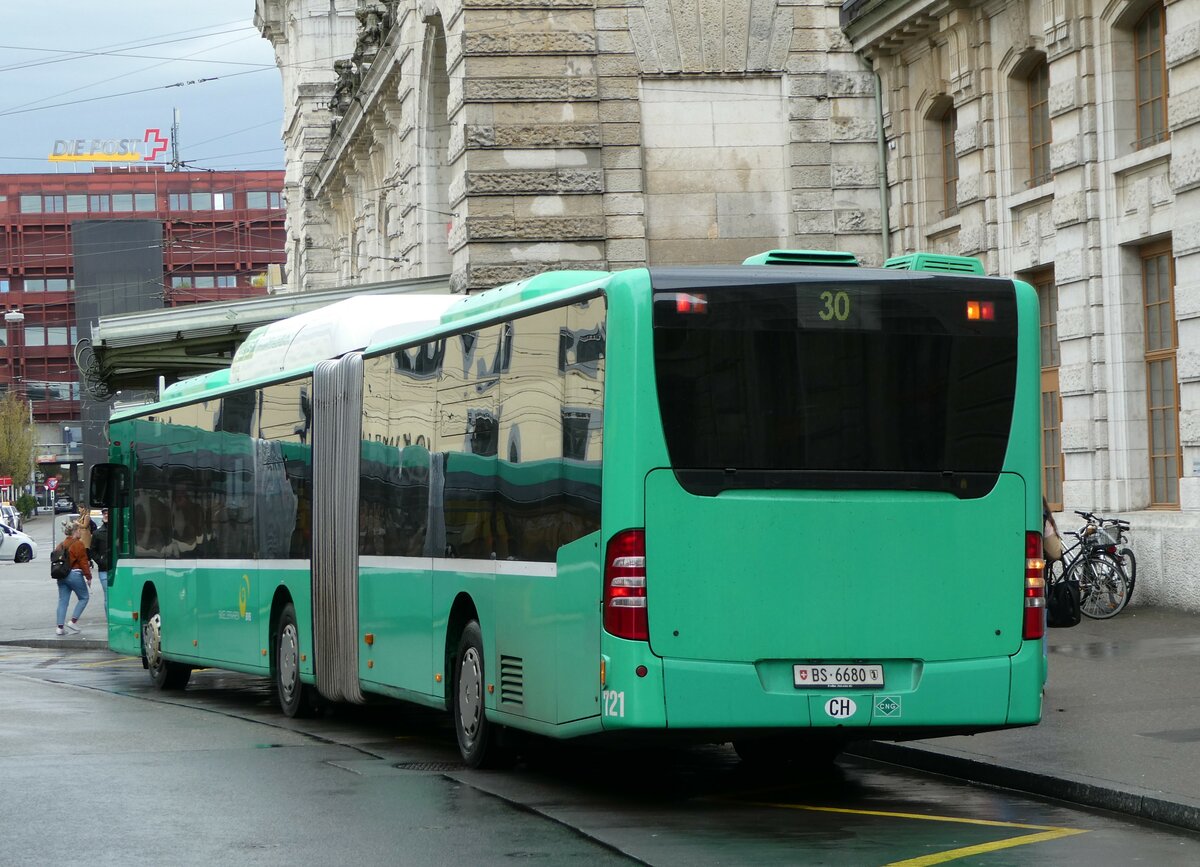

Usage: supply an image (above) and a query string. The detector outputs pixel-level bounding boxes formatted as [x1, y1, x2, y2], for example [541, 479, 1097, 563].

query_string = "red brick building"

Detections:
[0, 166, 284, 501]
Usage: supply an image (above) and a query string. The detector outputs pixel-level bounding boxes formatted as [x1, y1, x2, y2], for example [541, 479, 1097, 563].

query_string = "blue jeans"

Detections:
[97, 570, 109, 615]
[57, 569, 89, 626]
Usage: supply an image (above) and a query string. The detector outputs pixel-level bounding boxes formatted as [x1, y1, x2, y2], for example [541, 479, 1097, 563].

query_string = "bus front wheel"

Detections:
[274, 602, 322, 718]
[142, 599, 191, 690]
[453, 621, 514, 769]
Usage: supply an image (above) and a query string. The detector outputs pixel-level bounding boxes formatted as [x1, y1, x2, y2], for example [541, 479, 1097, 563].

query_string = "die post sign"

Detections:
[48, 129, 169, 163]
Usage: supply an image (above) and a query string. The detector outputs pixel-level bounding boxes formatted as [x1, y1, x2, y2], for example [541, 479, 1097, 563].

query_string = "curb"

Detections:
[849, 741, 1200, 834]
[0, 638, 109, 651]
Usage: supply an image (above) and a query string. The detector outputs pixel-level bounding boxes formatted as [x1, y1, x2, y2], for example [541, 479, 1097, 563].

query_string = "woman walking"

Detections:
[55, 520, 92, 635]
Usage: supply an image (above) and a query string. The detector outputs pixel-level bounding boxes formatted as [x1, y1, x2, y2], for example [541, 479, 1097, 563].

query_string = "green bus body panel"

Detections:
[107, 562, 143, 656]
[359, 564, 435, 696]
[643, 474, 1028, 663]
[492, 532, 603, 725]
[659, 655, 1011, 728]
[1007, 638, 1045, 724]
[1008, 279, 1043, 527]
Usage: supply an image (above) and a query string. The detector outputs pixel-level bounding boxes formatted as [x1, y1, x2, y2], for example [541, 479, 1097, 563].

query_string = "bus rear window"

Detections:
[652, 273, 1019, 498]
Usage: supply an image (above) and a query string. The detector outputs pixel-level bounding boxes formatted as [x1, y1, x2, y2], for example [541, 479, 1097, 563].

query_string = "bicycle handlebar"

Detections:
[1071, 510, 1130, 530]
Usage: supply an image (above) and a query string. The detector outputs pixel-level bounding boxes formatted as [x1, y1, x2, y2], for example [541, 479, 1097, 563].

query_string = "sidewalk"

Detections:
[0, 514, 107, 650]
[852, 606, 1200, 833]
[2, 531, 1198, 831]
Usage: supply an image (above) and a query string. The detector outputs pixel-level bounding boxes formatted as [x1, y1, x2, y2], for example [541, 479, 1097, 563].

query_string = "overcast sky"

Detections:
[2, 3, 288, 175]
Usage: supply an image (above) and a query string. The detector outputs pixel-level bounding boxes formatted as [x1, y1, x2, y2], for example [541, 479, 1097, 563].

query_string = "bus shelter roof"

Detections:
[81, 274, 451, 394]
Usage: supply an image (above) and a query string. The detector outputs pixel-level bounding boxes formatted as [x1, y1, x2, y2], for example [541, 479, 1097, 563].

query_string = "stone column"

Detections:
[448, 1, 606, 292]
[257, 0, 359, 292]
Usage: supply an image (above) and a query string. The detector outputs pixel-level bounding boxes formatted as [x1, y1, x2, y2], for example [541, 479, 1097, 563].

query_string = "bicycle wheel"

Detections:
[1077, 552, 1129, 619]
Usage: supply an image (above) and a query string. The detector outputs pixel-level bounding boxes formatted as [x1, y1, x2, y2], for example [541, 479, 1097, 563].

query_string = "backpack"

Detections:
[50, 543, 70, 582]
[1046, 576, 1081, 628]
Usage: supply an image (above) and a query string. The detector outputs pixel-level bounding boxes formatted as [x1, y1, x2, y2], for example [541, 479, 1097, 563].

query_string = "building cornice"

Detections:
[306, 8, 403, 201]
[841, 0, 955, 59]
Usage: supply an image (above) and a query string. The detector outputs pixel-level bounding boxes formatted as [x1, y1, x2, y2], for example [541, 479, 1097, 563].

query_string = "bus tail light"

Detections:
[604, 529, 648, 640]
[1023, 531, 1045, 640]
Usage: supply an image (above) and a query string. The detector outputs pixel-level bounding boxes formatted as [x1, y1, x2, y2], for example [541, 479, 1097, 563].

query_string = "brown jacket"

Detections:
[66, 538, 92, 580]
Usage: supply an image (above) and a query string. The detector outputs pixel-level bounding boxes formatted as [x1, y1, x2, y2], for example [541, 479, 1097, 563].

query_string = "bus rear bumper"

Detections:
[657, 645, 1043, 731]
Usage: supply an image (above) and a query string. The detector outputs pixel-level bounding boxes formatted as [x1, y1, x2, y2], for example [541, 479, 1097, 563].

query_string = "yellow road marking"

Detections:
[751, 802, 1061, 830]
[81, 656, 141, 668]
[740, 802, 1088, 865]
[885, 828, 1087, 866]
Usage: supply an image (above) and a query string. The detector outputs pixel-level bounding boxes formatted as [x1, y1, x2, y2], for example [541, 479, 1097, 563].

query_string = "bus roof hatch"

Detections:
[742, 250, 860, 267]
[883, 253, 985, 275]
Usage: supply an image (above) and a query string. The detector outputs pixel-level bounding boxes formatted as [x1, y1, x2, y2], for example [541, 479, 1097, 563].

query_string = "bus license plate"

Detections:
[793, 664, 884, 689]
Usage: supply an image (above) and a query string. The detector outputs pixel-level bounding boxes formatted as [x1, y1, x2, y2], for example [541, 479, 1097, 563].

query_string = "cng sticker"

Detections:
[874, 695, 902, 718]
[824, 697, 857, 719]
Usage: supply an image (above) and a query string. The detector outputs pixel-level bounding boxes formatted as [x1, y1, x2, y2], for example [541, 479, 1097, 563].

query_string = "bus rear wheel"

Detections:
[453, 621, 514, 769]
[142, 598, 191, 690]
[274, 602, 321, 718]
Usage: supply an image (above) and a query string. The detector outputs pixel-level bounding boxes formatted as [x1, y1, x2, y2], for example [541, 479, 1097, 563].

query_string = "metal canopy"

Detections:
[78, 274, 452, 395]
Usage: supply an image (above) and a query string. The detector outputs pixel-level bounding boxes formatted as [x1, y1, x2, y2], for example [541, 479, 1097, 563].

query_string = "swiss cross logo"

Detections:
[143, 128, 169, 162]
[797, 669, 808, 681]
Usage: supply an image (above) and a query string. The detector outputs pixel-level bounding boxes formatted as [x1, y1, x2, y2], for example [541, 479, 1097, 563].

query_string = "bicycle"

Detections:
[1094, 516, 1136, 605]
[1056, 511, 1132, 619]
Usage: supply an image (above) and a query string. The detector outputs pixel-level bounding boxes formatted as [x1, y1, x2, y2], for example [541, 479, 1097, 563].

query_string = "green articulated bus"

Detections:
[90, 251, 1048, 767]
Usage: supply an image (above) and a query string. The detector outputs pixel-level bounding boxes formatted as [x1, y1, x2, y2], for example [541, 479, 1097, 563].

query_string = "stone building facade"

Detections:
[844, 0, 1200, 609]
[254, 0, 884, 294]
[257, 0, 1200, 610]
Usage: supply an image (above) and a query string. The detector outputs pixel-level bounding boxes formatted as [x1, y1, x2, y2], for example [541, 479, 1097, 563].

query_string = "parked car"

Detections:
[0, 522, 36, 562]
[53, 497, 75, 514]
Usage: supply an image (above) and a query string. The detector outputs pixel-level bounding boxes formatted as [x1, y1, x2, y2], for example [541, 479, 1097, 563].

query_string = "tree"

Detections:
[0, 394, 35, 491]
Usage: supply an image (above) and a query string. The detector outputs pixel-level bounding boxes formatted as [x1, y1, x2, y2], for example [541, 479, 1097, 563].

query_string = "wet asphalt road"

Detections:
[2, 647, 1199, 865]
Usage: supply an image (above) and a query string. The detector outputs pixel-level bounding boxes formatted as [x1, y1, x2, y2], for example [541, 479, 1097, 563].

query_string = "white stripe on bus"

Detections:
[126, 557, 557, 578]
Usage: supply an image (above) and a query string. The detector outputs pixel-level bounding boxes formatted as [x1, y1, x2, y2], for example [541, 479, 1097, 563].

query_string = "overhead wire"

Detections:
[0, 32, 264, 117]
[0, 20, 253, 73]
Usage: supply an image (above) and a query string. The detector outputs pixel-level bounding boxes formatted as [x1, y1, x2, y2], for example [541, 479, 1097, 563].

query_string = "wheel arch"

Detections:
[139, 581, 159, 618]
[268, 586, 295, 675]
[443, 592, 479, 709]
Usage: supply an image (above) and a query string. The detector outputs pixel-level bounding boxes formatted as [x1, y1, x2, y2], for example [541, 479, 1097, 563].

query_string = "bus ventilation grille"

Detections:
[500, 655, 524, 706]
[742, 249, 860, 267]
[883, 253, 985, 275]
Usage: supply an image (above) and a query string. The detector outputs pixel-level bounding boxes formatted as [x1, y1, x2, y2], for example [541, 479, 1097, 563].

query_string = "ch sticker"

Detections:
[824, 697, 857, 718]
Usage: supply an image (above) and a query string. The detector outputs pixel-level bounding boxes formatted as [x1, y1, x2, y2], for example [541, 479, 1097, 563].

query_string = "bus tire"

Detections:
[142, 598, 191, 690]
[453, 621, 514, 769]
[274, 602, 321, 718]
